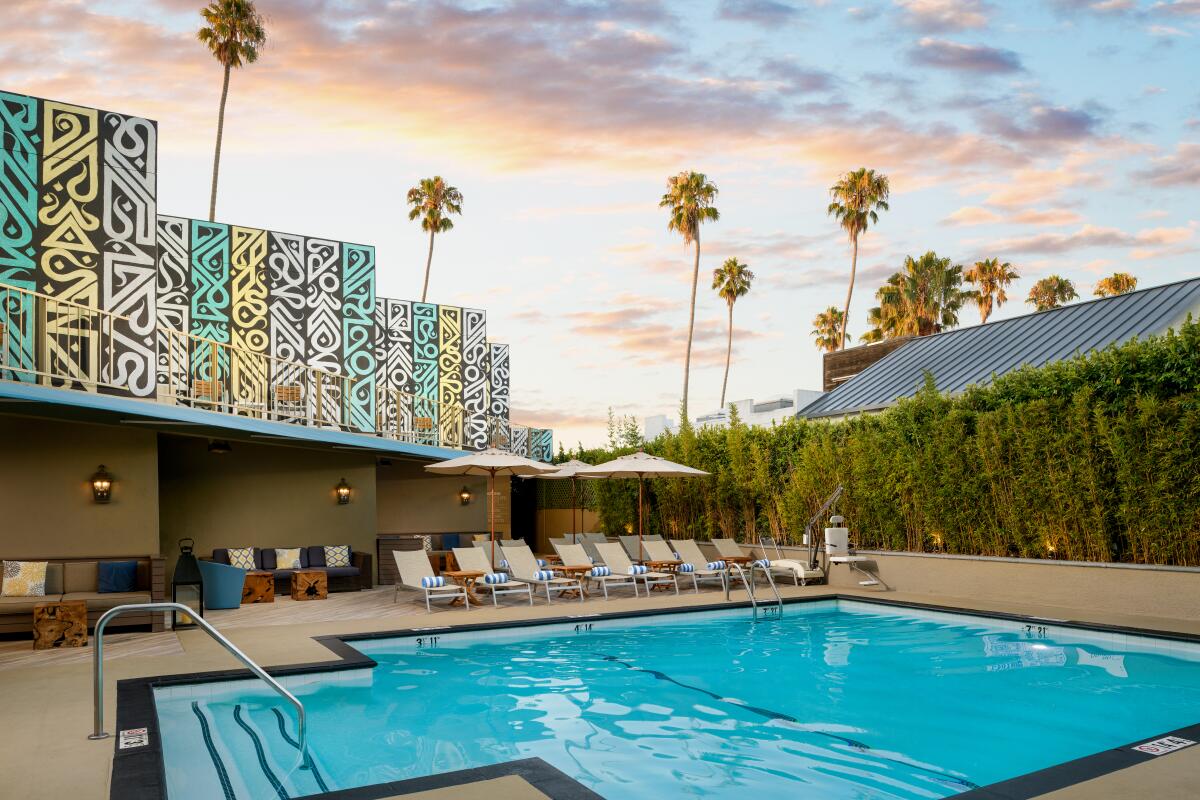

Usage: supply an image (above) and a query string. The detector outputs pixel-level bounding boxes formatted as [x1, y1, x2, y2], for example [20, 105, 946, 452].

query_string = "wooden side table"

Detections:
[553, 565, 593, 598]
[33, 600, 88, 649]
[242, 571, 275, 604]
[442, 570, 484, 606]
[291, 570, 328, 600]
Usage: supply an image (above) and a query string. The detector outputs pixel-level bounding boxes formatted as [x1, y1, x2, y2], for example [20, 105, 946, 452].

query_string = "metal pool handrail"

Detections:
[89, 603, 306, 754]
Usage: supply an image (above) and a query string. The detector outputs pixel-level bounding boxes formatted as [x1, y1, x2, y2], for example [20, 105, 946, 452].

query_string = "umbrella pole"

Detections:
[638, 476, 644, 561]
[571, 478, 578, 543]
[489, 469, 496, 566]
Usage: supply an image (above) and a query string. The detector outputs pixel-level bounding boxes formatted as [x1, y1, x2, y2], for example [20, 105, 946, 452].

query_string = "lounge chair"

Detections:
[499, 544, 583, 604]
[580, 533, 609, 564]
[392, 550, 469, 613]
[596, 543, 678, 596]
[712, 538, 747, 561]
[619, 534, 663, 562]
[452, 547, 533, 606]
[757, 535, 825, 586]
[553, 542, 638, 600]
[665, 539, 729, 593]
[472, 538, 516, 568]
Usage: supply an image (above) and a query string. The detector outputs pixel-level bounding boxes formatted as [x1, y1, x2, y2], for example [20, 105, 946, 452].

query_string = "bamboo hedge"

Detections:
[563, 318, 1200, 566]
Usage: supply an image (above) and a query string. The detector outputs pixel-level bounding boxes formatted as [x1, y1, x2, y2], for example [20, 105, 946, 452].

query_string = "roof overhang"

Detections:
[0, 381, 464, 462]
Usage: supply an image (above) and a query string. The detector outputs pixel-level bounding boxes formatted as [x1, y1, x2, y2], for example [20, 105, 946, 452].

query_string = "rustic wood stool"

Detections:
[291, 570, 328, 601]
[242, 570, 275, 604]
[33, 600, 88, 649]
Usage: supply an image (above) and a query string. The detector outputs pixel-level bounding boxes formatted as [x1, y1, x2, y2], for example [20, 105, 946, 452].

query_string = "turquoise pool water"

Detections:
[153, 600, 1200, 799]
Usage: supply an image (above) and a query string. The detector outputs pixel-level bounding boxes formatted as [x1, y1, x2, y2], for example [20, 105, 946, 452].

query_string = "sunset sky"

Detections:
[5, 0, 1199, 448]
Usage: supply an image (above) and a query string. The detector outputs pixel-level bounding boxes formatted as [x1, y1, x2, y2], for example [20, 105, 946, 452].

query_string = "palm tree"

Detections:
[1027, 275, 1078, 311]
[812, 307, 846, 352]
[861, 252, 971, 340]
[406, 177, 463, 302]
[964, 258, 1019, 324]
[660, 171, 720, 419]
[197, 0, 266, 222]
[827, 168, 890, 350]
[712, 258, 754, 407]
[1094, 272, 1138, 297]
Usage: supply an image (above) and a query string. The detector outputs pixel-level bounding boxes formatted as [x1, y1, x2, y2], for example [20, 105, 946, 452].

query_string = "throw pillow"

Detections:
[98, 561, 138, 593]
[275, 548, 302, 570]
[324, 545, 351, 568]
[228, 548, 256, 570]
[2, 561, 48, 597]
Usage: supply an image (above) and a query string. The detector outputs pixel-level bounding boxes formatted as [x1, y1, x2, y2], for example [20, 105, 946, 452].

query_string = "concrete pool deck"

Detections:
[1, 581, 1198, 800]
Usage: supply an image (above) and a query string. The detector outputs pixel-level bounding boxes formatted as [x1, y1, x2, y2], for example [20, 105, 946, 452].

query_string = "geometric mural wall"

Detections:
[1, 88, 545, 455]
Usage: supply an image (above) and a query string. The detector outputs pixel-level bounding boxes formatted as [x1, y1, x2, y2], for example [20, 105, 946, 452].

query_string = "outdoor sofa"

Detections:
[0, 556, 165, 635]
[207, 546, 371, 592]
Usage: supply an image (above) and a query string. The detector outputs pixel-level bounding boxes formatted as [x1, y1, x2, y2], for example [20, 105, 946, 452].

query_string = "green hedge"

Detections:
[565, 319, 1200, 565]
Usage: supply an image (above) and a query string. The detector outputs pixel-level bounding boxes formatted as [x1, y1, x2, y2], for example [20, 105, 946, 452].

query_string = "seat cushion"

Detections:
[0, 594, 64, 614]
[44, 564, 64, 595]
[64, 561, 99, 593]
[61, 591, 151, 610]
[211, 548, 232, 565]
[319, 566, 359, 579]
[271, 569, 296, 580]
[306, 546, 326, 567]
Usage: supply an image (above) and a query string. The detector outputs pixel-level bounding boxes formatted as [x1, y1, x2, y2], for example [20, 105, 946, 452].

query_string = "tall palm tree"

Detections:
[406, 177, 463, 302]
[1027, 275, 1078, 311]
[812, 307, 846, 352]
[711, 258, 754, 408]
[197, 0, 266, 222]
[660, 171, 720, 419]
[964, 257, 1019, 324]
[1094, 272, 1138, 297]
[861, 251, 971, 341]
[827, 168, 890, 350]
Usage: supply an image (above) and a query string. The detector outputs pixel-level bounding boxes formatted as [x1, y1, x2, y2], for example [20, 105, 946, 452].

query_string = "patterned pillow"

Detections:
[2, 561, 47, 597]
[324, 545, 351, 568]
[227, 548, 256, 570]
[275, 548, 302, 570]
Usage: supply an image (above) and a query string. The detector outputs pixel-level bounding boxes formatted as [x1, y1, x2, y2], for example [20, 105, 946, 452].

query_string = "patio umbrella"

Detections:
[579, 451, 709, 560]
[425, 448, 558, 563]
[522, 459, 594, 543]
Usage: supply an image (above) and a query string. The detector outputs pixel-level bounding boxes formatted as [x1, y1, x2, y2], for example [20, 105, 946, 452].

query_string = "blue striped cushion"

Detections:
[536, 558, 547, 567]
[678, 562, 695, 573]
[628, 564, 648, 575]
[500, 559, 510, 568]
[753, 559, 772, 569]
[420, 576, 445, 588]
[484, 572, 508, 585]
[589, 565, 611, 577]
[707, 560, 726, 570]
[533, 569, 555, 581]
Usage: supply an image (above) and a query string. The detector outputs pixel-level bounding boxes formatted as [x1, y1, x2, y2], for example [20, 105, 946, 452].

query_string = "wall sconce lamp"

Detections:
[336, 478, 352, 505]
[91, 465, 113, 504]
[459, 485, 473, 506]
[208, 439, 232, 454]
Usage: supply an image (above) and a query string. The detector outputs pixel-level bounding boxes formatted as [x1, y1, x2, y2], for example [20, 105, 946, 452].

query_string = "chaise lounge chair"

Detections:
[596, 543, 678, 596]
[757, 534, 825, 586]
[499, 544, 583, 604]
[666, 539, 730, 593]
[619, 534, 663, 562]
[711, 538, 747, 561]
[392, 549, 469, 613]
[580, 533, 609, 564]
[452, 546, 534, 607]
[553, 542, 639, 600]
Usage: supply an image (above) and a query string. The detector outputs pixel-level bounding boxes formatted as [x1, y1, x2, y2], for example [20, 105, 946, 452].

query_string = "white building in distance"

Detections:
[644, 389, 825, 440]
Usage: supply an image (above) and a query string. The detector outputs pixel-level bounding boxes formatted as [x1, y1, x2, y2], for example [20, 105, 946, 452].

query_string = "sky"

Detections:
[4, 0, 1199, 449]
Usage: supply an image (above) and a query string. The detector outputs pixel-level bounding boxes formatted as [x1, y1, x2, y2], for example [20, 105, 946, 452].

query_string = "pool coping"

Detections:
[110, 594, 1200, 800]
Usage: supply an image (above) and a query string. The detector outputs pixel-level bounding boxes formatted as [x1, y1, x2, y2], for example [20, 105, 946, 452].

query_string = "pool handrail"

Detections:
[89, 602, 307, 756]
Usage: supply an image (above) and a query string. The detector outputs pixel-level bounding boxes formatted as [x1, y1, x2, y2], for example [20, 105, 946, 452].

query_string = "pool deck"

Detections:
[1, 582, 1197, 800]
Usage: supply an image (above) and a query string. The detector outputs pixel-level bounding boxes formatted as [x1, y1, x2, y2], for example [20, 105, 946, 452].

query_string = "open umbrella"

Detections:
[579, 451, 709, 560]
[522, 459, 593, 543]
[425, 448, 558, 563]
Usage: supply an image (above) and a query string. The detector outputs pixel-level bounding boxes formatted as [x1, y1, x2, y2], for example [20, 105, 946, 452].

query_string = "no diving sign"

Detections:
[1132, 736, 1195, 756]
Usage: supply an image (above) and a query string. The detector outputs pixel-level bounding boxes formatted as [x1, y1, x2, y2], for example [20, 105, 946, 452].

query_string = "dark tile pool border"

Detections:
[110, 593, 1200, 800]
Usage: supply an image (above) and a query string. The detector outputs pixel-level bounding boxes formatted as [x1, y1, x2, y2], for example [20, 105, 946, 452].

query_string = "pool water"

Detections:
[153, 600, 1200, 799]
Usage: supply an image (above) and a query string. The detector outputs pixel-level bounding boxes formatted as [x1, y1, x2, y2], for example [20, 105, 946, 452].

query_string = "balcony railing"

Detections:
[1, 283, 545, 456]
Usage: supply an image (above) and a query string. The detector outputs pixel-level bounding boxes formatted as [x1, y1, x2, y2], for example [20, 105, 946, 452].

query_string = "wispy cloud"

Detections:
[1135, 142, 1200, 185]
[908, 38, 1022, 73]
[895, 0, 991, 32]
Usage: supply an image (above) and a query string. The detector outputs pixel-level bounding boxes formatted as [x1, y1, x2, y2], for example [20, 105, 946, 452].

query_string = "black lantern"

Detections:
[171, 538, 205, 629]
[459, 485, 472, 505]
[91, 465, 113, 503]
[336, 478, 351, 505]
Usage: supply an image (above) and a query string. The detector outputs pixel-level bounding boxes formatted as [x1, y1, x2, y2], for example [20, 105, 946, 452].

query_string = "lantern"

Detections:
[91, 465, 113, 503]
[336, 478, 352, 505]
[171, 538, 204, 629]
[459, 485, 472, 505]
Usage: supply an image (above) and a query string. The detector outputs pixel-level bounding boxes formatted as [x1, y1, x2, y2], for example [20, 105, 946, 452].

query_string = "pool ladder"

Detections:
[726, 562, 784, 620]
[89, 602, 307, 757]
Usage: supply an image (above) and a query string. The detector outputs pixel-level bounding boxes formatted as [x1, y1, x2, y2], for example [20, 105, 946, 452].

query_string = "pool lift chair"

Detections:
[824, 517, 888, 590]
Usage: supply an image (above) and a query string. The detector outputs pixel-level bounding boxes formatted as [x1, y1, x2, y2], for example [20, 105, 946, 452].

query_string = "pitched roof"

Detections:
[798, 276, 1200, 419]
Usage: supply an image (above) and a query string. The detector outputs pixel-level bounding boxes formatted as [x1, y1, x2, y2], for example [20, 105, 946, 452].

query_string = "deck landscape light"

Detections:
[91, 465, 113, 503]
[336, 477, 352, 505]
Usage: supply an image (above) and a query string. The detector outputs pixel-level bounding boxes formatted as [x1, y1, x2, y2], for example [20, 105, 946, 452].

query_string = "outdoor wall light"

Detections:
[459, 485, 473, 505]
[336, 478, 352, 505]
[208, 439, 232, 454]
[91, 465, 113, 504]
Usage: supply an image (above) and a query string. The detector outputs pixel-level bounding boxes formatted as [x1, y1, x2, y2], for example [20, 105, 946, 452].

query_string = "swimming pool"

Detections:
[151, 599, 1200, 799]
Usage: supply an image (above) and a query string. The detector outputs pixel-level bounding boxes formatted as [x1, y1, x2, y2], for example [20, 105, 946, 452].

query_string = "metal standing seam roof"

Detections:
[798, 276, 1200, 420]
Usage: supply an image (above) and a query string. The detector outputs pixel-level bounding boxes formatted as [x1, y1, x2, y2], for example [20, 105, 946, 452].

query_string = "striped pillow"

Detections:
[536, 558, 547, 567]
[706, 560, 727, 570]
[589, 565, 611, 577]
[753, 559, 772, 569]
[533, 569, 555, 581]
[324, 545, 351, 568]
[228, 548, 256, 570]
[420, 576, 445, 588]
[677, 563, 695, 573]
[484, 573, 509, 585]
[628, 564, 649, 575]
